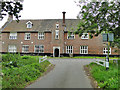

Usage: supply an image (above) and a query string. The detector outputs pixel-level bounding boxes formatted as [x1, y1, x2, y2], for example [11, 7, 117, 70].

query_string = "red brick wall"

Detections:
[64, 33, 118, 55]
[1, 32, 52, 53]
[1, 32, 118, 55]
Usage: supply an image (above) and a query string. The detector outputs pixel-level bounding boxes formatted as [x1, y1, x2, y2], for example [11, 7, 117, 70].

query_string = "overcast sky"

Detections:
[0, 0, 80, 28]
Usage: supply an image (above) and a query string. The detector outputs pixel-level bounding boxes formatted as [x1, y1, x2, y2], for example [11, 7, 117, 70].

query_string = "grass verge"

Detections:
[47, 56, 118, 59]
[84, 61, 118, 89]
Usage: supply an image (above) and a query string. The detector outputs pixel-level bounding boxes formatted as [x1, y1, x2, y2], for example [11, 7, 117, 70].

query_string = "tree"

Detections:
[0, 0, 23, 22]
[75, 0, 120, 49]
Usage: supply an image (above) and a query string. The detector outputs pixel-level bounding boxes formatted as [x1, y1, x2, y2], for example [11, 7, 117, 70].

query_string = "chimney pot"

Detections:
[62, 11, 66, 24]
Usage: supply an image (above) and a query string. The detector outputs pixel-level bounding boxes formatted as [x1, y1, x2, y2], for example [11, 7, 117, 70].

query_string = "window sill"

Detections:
[22, 52, 29, 53]
[80, 53, 88, 54]
[9, 39, 17, 40]
[24, 39, 31, 40]
[8, 52, 17, 53]
[38, 39, 44, 40]
[81, 38, 89, 40]
[67, 39, 75, 40]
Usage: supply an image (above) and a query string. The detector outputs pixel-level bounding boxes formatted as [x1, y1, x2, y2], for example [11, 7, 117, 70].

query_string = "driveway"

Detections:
[26, 58, 95, 88]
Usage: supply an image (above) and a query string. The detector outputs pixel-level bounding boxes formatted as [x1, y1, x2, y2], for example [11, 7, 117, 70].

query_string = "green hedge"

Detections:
[2, 53, 51, 88]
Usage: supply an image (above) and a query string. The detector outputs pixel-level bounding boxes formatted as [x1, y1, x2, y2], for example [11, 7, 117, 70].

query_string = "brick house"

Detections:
[0, 12, 118, 57]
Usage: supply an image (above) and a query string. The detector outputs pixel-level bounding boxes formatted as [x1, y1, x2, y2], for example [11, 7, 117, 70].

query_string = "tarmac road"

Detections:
[26, 58, 95, 88]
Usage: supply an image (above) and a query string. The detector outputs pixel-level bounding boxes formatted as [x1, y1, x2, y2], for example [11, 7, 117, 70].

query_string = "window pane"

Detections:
[67, 33, 75, 39]
[25, 33, 30, 40]
[80, 46, 88, 54]
[9, 33, 17, 39]
[38, 32, 44, 39]
[35, 45, 44, 53]
[22, 45, 29, 53]
[8, 45, 17, 52]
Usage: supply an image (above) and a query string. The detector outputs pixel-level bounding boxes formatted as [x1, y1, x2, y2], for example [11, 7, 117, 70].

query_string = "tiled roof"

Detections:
[1, 19, 80, 32]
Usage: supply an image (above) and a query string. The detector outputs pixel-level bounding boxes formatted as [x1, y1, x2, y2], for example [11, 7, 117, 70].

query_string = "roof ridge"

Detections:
[13, 19, 79, 21]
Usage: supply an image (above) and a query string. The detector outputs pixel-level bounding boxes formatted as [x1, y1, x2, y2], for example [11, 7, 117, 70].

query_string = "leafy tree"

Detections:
[75, 0, 120, 49]
[0, 0, 23, 22]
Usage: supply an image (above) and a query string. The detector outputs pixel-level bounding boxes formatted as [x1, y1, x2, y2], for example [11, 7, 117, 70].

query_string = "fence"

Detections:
[39, 55, 47, 63]
[95, 59, 106, 67]
[95, 59, 118, 67]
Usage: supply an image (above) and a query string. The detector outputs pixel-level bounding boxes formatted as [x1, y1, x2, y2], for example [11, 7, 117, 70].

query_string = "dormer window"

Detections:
[56, 24, 59, 29]
[26, 21, 32, 28]
[27, 23, 32, 28]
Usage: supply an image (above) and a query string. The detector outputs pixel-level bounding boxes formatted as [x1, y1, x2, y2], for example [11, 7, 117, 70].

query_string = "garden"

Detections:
[1, 53, 51, 88]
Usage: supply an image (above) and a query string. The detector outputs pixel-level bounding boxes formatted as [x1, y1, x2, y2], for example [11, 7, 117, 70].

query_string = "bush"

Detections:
[2, 54, 51, 88]
[2, 53, 21, 62]
[30, 63, 45, 73]
[22, 55, 29, 59]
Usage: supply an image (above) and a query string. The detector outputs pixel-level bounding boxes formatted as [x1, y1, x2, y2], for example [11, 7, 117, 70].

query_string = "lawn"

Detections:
[2, 53, 51, 88]
[85, 60, 119, 89]
[48, 56, 118, 60]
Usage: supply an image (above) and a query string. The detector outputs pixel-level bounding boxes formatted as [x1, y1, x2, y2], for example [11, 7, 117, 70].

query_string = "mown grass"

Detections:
[2, 53, 51, 88]
[48, 56, 118, 59]
[88, 60, 118, 89]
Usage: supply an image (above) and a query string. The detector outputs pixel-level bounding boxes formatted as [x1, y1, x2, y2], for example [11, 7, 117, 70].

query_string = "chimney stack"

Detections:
[62, 11, 66, 24]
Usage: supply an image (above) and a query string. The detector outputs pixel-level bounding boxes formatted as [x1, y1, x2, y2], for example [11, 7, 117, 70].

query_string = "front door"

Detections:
[55, 48, 59, 57]
[53, 47, 60, 57]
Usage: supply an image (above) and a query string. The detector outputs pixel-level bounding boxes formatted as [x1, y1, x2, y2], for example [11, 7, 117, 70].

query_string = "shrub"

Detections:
[2, 53, 21, 62]
[30, 63, 45, 73]
[2, 55, 51, 88]
[22, 55, 29, 59]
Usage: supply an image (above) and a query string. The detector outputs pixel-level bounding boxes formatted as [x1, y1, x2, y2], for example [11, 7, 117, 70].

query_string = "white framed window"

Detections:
[22, 45, 29, 53]
[9, 33, 17, 39]
[67, 33, 75, 39]
[26, 21, 32, 28]
[8, 45, 17, 52]
[38, 32, 44, 39]
[27, 24, 32, 28]
[103, 48, 111, 55]
[81, 33, 89, 39]
[66, 46, 73, 54]
[55, 30, 59, 39]
[80, 46, 88, 54]
[25, 33, 31, 40]
[34, 45, 44, 53]
[56, 24, 59, 29]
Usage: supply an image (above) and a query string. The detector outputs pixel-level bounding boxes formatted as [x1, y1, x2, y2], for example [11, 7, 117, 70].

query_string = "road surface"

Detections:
[26, 58, 95, 88]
